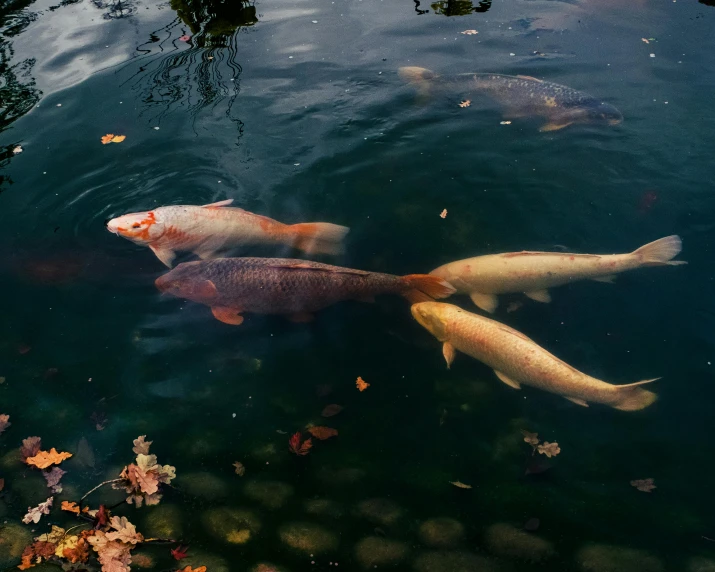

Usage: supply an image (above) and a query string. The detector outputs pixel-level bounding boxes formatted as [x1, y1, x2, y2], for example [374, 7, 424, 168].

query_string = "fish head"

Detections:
[106, 210, 165, 244]
[586, 101, 623, 126]
[155, 262, 218, 302]
[411, 301, 450, 341]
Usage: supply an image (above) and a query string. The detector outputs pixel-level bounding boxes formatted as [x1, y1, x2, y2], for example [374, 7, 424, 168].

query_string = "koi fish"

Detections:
[430, 235, 685, 313]
[155, 257, 455, 325]
[106, 199, 349, 267]
[411, 302, 658, 411]
[398, 66, 623, 131]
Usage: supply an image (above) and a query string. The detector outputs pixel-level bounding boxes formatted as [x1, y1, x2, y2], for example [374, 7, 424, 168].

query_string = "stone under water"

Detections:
[413, 550, 502, 572]
[143, 503, 184, 538]
[0, 523, 33, 568]
[202, 507, 262, 544]
[177, 471, 229, 500]
[418, 517, 465, 548]
[304, 498, 344, 518]
[278, 521, 339, 554]
[355, 536, 409, 568]
[354, 497, 404, 526]
[244, 479, 295, 510]
[576, 543, 664, 572]
[484, 522, 555, 562]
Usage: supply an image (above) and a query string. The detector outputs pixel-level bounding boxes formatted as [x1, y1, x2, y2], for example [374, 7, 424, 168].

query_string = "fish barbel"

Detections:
[155, 257, 456, 325]
[106, 199, 349, 267]
[411, 302, 658, 411]
[398, 66, 623, 131]
[430, 235, 686, 313]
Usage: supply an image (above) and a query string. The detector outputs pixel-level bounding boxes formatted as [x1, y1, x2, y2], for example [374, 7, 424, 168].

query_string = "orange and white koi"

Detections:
[430, 235, 685, 313]
[106, 199, 349, 267]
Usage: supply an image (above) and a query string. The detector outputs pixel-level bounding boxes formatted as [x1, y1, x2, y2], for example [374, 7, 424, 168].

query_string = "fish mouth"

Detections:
[155, 275, 171, 293]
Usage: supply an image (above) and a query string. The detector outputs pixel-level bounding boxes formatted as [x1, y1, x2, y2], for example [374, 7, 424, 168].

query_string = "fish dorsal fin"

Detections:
[202, 199, 235, 208]
[494, 370, 521, 389]
[517, 75, 542, 82]
[264, 262, 371, 276]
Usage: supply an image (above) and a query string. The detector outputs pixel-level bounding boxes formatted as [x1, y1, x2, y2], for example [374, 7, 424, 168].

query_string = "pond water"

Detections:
[1, 0, 714, 570]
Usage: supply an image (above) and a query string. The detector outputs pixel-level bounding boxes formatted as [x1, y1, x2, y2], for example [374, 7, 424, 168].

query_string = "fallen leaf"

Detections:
[106, 516, 144, 544]
[101, 134, 126, 144]
[22, 497, 53, 524]
[459, 100, 471, 108]
[95, 504, 109, 527]
[43, 466, 66, 493]
[0, 478, 4, 491]
[178, 35, 191, 42]
[26, 447, 73, 469]
[307, 426, 338, 440]
[62, 536, 90, 563]
[537, 441, 560, 458]
[461, 29, 478, 35]
[500, 120, 512, 125]
[641, 37, 649, 44]
[356, 376, 370, 392]
[449, 480, 472, 489]
[87, 531, 133, 572]
[132, 435, 152, 455]
[171, 545, 189, 561]
[13, 145, 23, 154]
[521, 430, 539, 446]
[36, 525, 67, 544]
[288, 432, 313, 456]
[233, 461, 246, 476]
[321, 404, 343, 417]
[21, 436, 42, 460]
[439, 209, 448, 219]
[631, 477, 656, 492]
[0, 413, 10, 434]
[179, 567, 207, 572]
[62, 501, 81, 515]
[18, 541, 57, 569]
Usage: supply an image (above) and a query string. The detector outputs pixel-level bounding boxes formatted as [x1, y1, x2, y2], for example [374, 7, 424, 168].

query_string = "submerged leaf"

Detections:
[288, 432, 313, 456]
[171, 545, 189, 561]
[630, 477, 656, 492]
[449, 480, 472, 489]
[132, 435, 152, 455]
[307, 426, 338, 440]
[20, 436, 41, 460]
[26, 447, 73, 469]
[321, 404, 343, 417]
[233, 461, 246, 476]
[537, 441, 560, 458]
[521, 430, 539, 446]
[356, 376, 370, 392]
[0, 413, 10, 434]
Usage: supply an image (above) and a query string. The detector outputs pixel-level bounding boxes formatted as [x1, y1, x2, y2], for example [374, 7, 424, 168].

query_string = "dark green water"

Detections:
[1, 0, 714, 570]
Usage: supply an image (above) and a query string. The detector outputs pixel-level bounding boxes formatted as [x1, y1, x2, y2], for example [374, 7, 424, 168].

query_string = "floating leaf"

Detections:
[458, 100, 471, 108]
[26, 447, 73, 469]
[461, 29, 478, 35]
[87, 531, 133, 572]
[439, 209, 447, 219]
[22, 496, 53, 523]
[521, 430, 539, 446]
[62, 500, 81, 515]
[450, 480, 472, 489]
[21, 436, 42, 460]
[13, 145, 23, 154]
[43, 466, 66, 493]
[18, 541, 56, 570]
[101, 134, 126, 144]
[132, 435, 152, 455]
[356, 376, 370, 392]
[288, 432, 312, 456]
[179, 567, 207, 572]
[0, 413, 9, 434]
[321, 404, 343, 417]
[233, 461, 246, 476]
[641, 37, 649, 44]
[307, 426, 338, 440]
[630, 477, 656, 492]
[500, 120, 512, 125]
[537, 441, 560, 458]
[106, 516, 144, 544]
[171, 545, 189, 561]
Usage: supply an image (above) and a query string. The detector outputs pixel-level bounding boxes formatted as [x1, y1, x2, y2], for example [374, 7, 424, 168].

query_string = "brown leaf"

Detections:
[356, 376, 370, 392]
[521, 430, 539, 446]
[307, 426, 338, 440]
[179, 567, 207, 572]
[20, 436, 41, 460]
[449, 480, 472, 489]
[87, 531, 132, 572]
[321, 404, 343, 417]
[0, 413, 10, 434]
[106, 516, 144, 544]
[26, 448, 73, 469]
[233, 461, 245, 476]
[132, 435, 152, 455]
[630, 477, 656, 492]
[62, 500, 81, 515]
[537, 441, 560, 458]
[63, 537, 90, 564]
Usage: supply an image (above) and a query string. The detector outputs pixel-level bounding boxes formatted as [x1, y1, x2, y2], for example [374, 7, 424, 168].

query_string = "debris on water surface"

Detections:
[43, 466, 66, 493]
[642, 38, 649, 44]
[356, 376, 370, 392]
[440, 209, 448, 219]
[321, 404, 343, 417]
[461, 29, 478, 35]
[458, 100, 471, 108]
[449, 480, 472, 489]
[133, 435, 152, 454]
[233, 461, 246, 476]
[521, 430, 539, 446]
[500, 120, 512, 125]
[178, 567, 206, 572]
[0, 413, 10, 434]
[307, 426, 338, 440]
[13, 145, 22, 154]
[288, 432, 313, 456]
[101, 134, 126, 144]
[22, 497, 53, 524]
[537, 441, 560, 458]
[179, 35, 191, 42]
[25, 447, 73, 468]
[631, 477, 656, 492]
[62, 500, 81, 514]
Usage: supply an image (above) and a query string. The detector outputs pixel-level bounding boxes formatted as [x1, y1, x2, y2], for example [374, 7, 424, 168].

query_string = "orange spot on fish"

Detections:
[569, 256, 575, 261]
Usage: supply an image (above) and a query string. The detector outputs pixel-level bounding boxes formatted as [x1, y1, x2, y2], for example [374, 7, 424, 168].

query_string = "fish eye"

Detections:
[132, 223, 141, 229]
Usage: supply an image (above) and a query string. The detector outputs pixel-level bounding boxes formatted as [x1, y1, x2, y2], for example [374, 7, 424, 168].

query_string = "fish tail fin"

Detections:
[632, 235, 687, 267]
[612, 378, 660, 411]
[401, 274, 456, 303]
[286, 223, 350, 256]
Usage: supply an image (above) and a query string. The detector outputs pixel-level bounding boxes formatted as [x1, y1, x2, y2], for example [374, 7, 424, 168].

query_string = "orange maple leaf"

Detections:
[62, 501, 81, 515]
[178, 567, 207, 572]
[25, 448, 72, 469]
[356, 376, 370, 392]
[307, 426, 338, 440]
[101, 134, 126, 144]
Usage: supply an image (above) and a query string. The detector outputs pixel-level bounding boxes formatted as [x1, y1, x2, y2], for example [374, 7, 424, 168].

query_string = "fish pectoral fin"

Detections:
[195, 249, 219, 260]
[191, 279, 218, 299]
[442, 342, 456, 369]
[525, 289, 551, 303]
[287, 312, 315, 323]
[211, 307, 244, 325]
[494, 370, 521, 390]
[539, 121, 573, 132]
[591, 274, 617, 284]
[201, 199, 234, 208]
[469, 292, 499, 313]
[565, 396, 589, 407]
[149, 245, 176, 268]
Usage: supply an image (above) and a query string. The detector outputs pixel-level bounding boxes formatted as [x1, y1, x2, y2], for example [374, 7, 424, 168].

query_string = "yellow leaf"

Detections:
[111, 135, 126, 143]
[25, 448, 73, 469]
[101, 134, 126, 144]
[356, 376, 370, 392]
